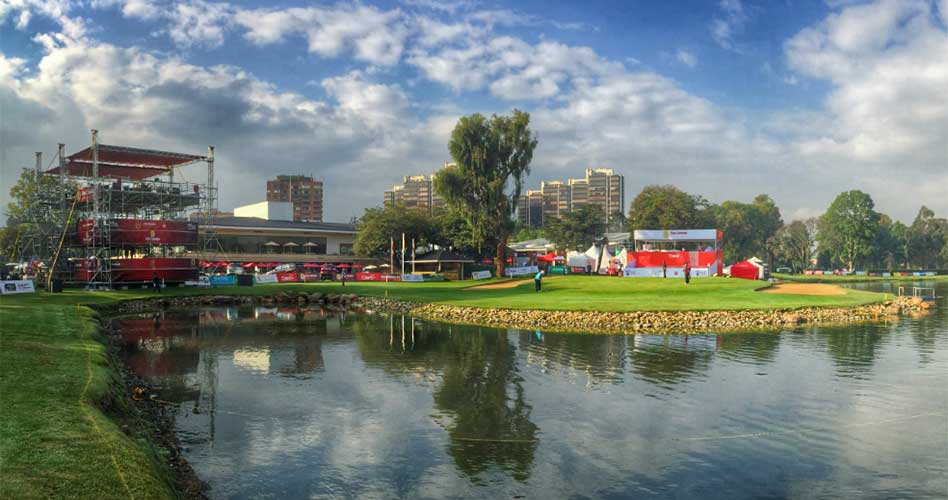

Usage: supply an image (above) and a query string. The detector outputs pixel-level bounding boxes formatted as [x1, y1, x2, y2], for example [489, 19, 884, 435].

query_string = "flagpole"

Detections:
[411, 238, 416, 274]
[401, 233, 406, 275]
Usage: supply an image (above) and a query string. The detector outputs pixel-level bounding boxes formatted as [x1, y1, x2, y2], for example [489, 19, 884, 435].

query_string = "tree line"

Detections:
[355, 110, 947, 274]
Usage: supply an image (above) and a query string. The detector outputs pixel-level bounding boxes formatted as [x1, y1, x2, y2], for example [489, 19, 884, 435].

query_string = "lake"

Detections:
[115, 282, 947, 499]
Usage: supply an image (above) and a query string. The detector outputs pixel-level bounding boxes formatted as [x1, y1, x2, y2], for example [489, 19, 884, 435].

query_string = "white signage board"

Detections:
[633, 229, 718, 242]
[0, 280, 36, 294]
[471, 270, 492, 280]
[401, 274, 425, 282]
[254, 274, 278, 284]
[504, 265, 539, 277]
[622, 267, 712, 278]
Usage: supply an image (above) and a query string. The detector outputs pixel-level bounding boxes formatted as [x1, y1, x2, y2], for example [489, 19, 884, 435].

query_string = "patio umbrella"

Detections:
[264, 241, 280, 247]
[283, 242, 299, 247]
[336, 263, 351, 269]
[353, 263, 363, 268]
[379, 264, 390, 268]
[363, 265, 378, 270]
[303, 241, 317, 254]
[302, 263, 322, 269]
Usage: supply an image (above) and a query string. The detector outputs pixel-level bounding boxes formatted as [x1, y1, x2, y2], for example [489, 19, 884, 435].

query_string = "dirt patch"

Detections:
[761, 283, 846, 296]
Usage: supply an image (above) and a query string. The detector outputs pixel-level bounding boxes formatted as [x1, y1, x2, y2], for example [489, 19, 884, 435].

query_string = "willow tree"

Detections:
[434, 110, 537, 277]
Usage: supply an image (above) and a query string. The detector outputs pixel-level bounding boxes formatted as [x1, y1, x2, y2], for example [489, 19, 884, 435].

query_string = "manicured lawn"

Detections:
[774, 272, 948, 283]
[0, 275, 888, 498]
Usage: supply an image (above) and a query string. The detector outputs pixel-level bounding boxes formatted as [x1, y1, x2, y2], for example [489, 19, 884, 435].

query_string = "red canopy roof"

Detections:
[47, 144, 206, 181]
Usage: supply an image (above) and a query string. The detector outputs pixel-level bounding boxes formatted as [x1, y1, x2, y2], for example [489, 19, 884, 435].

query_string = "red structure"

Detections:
[625, 229, 724, 278]
[729, 260, 764, 280]
[46, 131, 215, 288]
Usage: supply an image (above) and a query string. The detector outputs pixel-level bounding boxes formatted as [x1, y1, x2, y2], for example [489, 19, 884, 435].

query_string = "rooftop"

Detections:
[207, 216, 356, 233]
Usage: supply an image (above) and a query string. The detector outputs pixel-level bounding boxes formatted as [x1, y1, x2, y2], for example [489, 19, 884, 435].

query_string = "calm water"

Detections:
[116, 282, 948, 500]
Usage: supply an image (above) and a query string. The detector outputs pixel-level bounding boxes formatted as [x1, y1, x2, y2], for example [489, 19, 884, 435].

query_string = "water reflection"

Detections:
[113, 284, 947, 500]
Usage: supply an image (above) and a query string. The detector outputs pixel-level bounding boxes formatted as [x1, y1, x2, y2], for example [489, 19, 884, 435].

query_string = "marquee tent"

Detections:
[729, 258, 765, 280]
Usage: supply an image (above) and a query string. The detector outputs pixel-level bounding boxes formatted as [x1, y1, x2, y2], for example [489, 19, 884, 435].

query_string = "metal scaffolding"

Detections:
[6, 130, 218, 290]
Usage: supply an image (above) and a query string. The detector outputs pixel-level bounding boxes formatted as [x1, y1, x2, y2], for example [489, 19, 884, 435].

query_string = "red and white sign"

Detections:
[301, 273, 321, 282]
[356, 272, 383, 281]
[276, 272, 299, 283]
[633, 229, 721, 242]
[77, 219, 198, 246]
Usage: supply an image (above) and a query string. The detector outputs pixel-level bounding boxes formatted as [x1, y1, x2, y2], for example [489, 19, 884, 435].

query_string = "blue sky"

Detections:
[1, 0, 946, 222]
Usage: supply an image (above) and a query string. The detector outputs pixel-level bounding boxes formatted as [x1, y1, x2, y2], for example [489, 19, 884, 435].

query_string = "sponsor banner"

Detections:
[356, 272, 383, 281]
[855, 271, 867, 276]
[622, 267, 710, 278]
[882, 272, 891, 277]
[276, 272, 299, 283]
[926, 271, 938, 276]
[209, 275, 236, 286]
[401, 274, 425, 282]
[633, 229, 719, 242]
[0, 280, 36, 294]
[77, 219, 198, 246]
[471, 270, 492, 280]
[423, 274, 445, 281]
[504, 265, 539, 277]
[301, 273, 321, 282]
[381, 274, 402, 282]
[254, 274, 278, 284]
[184, 276, 211, 287]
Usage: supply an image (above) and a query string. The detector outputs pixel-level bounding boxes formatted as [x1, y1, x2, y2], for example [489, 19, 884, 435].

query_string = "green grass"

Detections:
[774, 272, 948, 283]
[0, 299, 176, 500]
[0, 275, 889, 498]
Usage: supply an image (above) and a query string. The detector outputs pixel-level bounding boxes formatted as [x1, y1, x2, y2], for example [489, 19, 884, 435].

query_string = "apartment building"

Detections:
[266, 175, 324, 222]
[517, 168, 624, 226]
[382, 163, 454, 215]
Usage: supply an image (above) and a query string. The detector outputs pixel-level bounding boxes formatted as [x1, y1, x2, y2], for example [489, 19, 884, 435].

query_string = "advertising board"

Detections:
[276, 272, 299, 283]
[401, 274, 425, 282]
[471, 270, 492, 280]
[356, 272, 383, 281]
[209, 275, 236, 286]
[0, 280, 36, 294]
[504, 265, 539, 277]
[301, 273, 321, 282]
[254, 274, 278, 284]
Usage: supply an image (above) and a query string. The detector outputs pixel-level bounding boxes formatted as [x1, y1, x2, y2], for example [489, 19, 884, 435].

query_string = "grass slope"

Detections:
[0, 299, 176, 499]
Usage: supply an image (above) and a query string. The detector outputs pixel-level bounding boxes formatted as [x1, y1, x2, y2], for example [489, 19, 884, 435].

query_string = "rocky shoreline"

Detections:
[97, 291, 933, 335]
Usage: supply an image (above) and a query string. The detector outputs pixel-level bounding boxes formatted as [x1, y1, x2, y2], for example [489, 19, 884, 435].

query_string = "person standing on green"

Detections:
[534, 270, 543, 293]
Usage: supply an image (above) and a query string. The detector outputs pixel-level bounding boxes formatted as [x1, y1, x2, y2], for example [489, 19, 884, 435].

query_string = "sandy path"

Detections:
[761, 283, 846, 296]
[465, 276, 564, 290]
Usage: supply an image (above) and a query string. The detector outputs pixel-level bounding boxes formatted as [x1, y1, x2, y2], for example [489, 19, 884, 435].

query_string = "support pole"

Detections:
[35, 152, 42, 178]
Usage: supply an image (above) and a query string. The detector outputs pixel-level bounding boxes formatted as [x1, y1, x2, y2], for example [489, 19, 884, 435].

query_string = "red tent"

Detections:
[336, 263, 350, 269]
[730, 260, 762, 280]
[536, 252, 558, 263]
[302, 263, 322, 269]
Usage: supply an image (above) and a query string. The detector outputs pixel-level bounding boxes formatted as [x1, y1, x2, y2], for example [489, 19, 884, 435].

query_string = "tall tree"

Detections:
[906, 206, 947, 269]
[627, 185, 713, 231]
[817, 190, 880, 270]
[545, 204, 607, 251]
[353, 205, 438, 259]
[705, 194, 782, 263]
[434, 110, 537, 277]
[769, 219, 816, 272]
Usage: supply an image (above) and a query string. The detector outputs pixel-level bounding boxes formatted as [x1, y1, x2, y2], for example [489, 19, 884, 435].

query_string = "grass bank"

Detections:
[0, 275, 888, 497]
[774, 273, 948, 283]
[0, 298, 176, 499]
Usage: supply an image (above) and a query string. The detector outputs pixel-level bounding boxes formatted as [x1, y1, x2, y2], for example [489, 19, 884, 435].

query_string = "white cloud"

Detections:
[675, 49, 697, 67]
[233, 4, 408, 66]
[710, 0, 749, 51]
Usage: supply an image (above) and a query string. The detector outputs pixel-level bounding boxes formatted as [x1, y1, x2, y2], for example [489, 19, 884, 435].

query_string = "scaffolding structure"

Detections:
[7, 130, 218, 290]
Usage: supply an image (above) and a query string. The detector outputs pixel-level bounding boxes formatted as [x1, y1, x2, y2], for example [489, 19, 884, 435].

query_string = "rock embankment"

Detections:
[96, 292, 932, 334]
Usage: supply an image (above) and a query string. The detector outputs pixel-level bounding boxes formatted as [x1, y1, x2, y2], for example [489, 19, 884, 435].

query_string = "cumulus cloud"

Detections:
[710, 0, 749, 51]
[675, 49, 697, 67]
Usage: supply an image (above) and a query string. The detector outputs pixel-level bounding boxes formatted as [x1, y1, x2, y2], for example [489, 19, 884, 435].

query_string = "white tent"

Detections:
[566, 250, 594, 268]
[583, 245, 613, 273]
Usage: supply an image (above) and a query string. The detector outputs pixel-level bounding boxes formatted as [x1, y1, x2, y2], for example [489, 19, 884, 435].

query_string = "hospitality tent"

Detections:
[584, 245, 613, 273]
[729, 258, 765, 280]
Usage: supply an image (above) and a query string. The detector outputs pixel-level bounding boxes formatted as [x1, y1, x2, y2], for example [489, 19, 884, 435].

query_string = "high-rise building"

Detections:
[516, 168, 624, 227]
[382, 163, 455, 215]
[266, 175, 324, 222]
[516, 190, 545, 228]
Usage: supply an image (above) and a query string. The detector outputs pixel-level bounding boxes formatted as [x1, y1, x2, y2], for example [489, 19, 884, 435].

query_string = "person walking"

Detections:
[534, 270, 544, 293]
[662, 261, 667, 279]
[684, 263, 691, 285]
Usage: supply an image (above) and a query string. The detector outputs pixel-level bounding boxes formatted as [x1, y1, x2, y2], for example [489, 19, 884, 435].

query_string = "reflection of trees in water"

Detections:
[517, 332, 626, 385]
[629, 335, 715, 385]
[821, 324, 888, 373]
[353, 316, 538, 482]
[433, 331, 537, 482]
[716, 333, 781, 365]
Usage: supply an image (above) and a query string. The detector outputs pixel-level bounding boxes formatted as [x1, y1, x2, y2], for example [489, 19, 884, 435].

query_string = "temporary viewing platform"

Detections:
[624, 229, 724, 278]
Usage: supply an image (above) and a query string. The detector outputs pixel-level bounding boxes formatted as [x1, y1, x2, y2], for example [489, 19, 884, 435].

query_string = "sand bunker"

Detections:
[761, 283, 846, 296]
[465, 279, 532, 290]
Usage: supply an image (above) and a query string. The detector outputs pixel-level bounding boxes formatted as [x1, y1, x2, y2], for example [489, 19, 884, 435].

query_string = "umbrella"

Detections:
[302, 242, 317, 247]
[283, 242, 299, 247]
[353, 263, 363, 268]
[303, 263, 322, 269]
[363, 265, 378, 270]
[336, 263, 351, 268]
[379, 264, 391, 268]
[264, 241, 280, 247]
